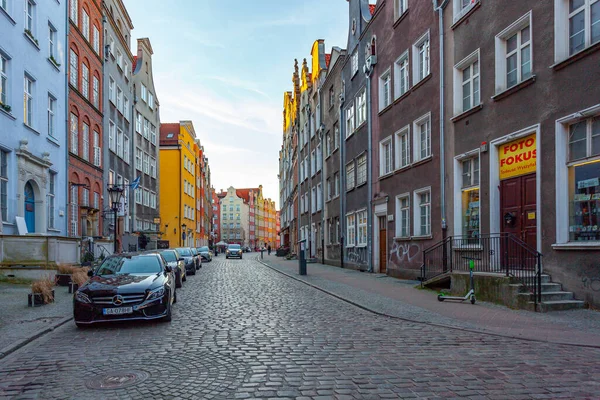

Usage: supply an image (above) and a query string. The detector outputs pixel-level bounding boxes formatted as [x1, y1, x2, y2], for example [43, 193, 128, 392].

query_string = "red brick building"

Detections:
[68, 0, 104, 238]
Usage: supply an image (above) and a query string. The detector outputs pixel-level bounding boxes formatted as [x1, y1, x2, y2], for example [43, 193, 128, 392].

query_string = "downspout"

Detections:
[365, 68, 373, 273]
[296, 122, 301, 256]
[65, 8, 70, 237]
[318, 84, 325, 265]
[338, 92, 345, 268]
[307, 106, 312, 258]
[433, 0, 450, 236]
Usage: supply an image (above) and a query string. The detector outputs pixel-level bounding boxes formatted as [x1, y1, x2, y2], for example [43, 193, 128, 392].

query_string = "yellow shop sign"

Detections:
[499, 134, 537, 180]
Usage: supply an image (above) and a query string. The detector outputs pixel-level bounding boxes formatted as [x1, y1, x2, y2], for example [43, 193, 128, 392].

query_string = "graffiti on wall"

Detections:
[346, 246, 368, 266]
[389, 242, 421, 268]
[582, 276, 600, 292]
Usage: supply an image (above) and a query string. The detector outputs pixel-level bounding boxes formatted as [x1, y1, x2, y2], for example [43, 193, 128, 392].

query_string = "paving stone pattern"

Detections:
[0, 258, 599, 399]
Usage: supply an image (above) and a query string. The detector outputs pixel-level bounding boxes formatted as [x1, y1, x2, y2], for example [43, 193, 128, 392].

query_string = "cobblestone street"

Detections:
[1, 257, 599, 399]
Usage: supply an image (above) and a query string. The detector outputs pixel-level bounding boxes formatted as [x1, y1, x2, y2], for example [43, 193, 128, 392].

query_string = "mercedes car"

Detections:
[157, 249, 186, 288]
[226, 244, 242, 259]
[175, 247, 197, 275]
[197, 246, 212, 262]
[73, 253, 176, 327]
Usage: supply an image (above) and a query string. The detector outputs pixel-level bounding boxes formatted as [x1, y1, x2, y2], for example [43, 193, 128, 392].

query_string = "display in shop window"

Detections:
[569, 161, 600, 241]
[462, 189, 480, 241]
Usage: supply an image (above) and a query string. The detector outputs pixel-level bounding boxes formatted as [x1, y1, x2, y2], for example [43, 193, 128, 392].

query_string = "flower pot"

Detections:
[68, 282, 79, 294]
[28, 290, 55, 307]
[55, 274, 72, 287]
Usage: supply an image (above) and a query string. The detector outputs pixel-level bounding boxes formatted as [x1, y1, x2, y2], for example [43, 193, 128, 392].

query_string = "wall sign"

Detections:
[499, 134, 537, 180]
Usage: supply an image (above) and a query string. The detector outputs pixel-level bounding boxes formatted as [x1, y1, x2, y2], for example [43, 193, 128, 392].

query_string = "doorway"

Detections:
[378, 216, 387, 274]
[500, 173, 537, 249]
[24, 181, 35, 232]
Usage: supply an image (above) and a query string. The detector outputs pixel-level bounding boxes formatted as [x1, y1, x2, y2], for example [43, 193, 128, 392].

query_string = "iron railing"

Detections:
[421, 233, 542, 309]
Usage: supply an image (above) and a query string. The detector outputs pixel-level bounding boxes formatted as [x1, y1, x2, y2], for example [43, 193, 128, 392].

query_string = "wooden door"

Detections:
[379, 216, 387, 274]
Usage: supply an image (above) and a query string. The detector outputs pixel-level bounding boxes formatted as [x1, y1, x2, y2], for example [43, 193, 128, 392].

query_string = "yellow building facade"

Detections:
[159, 121, 198, 247]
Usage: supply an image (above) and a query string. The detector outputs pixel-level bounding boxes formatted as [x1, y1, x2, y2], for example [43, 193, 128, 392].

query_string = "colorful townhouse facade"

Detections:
[211, 187, 220, 245]
[0, 0, 68, 235]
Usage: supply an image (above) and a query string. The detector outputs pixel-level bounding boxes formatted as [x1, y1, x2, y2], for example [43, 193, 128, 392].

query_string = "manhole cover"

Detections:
[85, 370, 149, 390]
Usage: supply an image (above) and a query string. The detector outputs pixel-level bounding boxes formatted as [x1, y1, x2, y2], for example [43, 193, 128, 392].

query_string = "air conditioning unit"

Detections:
[366, 55, 378, 70]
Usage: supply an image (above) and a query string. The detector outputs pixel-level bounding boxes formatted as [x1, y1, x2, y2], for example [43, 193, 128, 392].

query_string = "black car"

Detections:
[197, 246, 212, 262]
[226, 244, 242, 259]
[175, 247, 196, 275]
[157, 249, 186, 288]
[73, 253, 176, 327]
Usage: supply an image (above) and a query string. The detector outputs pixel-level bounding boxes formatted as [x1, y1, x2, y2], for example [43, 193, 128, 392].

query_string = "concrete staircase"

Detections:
[515, 274, 585, 312]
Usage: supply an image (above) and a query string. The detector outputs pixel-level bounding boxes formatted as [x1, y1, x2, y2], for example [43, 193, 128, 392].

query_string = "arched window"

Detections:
[69, 46, 79, 87]
[81, 58, 90, 99]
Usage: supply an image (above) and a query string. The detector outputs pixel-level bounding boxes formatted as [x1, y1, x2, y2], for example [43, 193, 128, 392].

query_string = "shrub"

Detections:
[31, 277, 54, 304]
[57, 264, 75, 274]
[71, 267, 89, 286]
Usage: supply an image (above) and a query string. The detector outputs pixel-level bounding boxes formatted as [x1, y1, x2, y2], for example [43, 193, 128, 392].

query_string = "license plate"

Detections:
[103, 307, 133, 315]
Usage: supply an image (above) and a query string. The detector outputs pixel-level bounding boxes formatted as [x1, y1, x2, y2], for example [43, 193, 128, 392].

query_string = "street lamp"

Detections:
[107, 184, 124, 254]
[181, 223, 187, 246]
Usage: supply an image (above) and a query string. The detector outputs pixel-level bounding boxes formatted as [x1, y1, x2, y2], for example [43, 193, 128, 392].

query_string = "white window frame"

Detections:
[82, 122, 89, 161]
[48, 24, 57, 59]
[356, 88, 367, 126]
[92, 76, 99, 108]
[394, 51, 410, 99]
[124, 97, 129, 120]
[70, 0, 78, 25]
[346, 213, 356, 247]
[70, 113, 78, 155]
[379, 68, 391, 111]
[47, 95, 56, 138]
[357, 209, 367, 247]
[93, 130, 101, 167]
[47, 172, 56, 229]
[357, 152, 367, 185]
[326, 177, 332, 201]
[453, 0, 480, 23]
[453, 49, 480, 115]
[135, 148, 142, 171]
[346, 104, 355, 138]
[351, 50, 359, 76]
[394, 125, 411, 169]
[413, 113, 432, 161]
[81, 62, 89, 99]
[93, 25, 99, 54]
[414, 187, 432, 237]
[380, 136, 393, 176]
[24, 75, 33, 127]
[555, 0, 600, 62]
[412, 31, 430, 85]
[116, 86, 123, 113]
[395, 193, 411, 238]
[136, 113, 142, 134]
[346, 161, 355, 190]
[0, 54, 8, 107]
[454, 151, 481, 238]
[25, 0, 34, 33]
[82, 9, 89, 40]
[69, 49, 78, 87]
[395, 0, 408, 20]
[495, 12, 532, 94]
[141, 83, 147, 102]
[334, 172, 340, 198]
[109, 76, 115, 104]
[116, 127, 123, 158]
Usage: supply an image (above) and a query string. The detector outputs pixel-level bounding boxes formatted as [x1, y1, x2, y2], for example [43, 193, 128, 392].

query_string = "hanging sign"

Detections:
[499, 134, 537, 180]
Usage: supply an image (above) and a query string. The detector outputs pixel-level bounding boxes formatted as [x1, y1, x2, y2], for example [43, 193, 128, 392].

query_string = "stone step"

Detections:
[541, 282, 563, 292]
[518, 291, 575, 302]
[536, 300, 586, 312]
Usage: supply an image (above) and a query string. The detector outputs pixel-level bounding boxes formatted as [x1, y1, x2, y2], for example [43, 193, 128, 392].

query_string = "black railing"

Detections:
[421, 233, 542, 310]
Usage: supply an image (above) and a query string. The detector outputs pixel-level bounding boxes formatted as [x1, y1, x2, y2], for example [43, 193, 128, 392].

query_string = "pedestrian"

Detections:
[267, 245, 271, 256]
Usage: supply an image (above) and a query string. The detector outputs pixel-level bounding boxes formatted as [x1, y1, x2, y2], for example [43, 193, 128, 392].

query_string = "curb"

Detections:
[0, 316, 73, 360]
[256, 257, 600, 349]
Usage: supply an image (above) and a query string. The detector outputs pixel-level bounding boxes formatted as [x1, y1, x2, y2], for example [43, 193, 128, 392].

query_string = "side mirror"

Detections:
[165, 265, 173, 273]
[87, 270, 94, 277]
[178, 257, 184, 262]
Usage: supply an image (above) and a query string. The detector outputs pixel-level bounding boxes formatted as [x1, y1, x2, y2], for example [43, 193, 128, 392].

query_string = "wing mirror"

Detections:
[178, 257, 184, 262]
[165, 265, 173, 273]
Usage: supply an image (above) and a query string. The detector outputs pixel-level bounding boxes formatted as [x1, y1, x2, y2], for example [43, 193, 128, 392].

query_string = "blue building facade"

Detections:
[0, 0, 68, 235]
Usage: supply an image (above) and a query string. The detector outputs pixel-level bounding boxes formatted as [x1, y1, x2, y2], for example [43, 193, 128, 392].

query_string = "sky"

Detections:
[126, 0, 351, 209]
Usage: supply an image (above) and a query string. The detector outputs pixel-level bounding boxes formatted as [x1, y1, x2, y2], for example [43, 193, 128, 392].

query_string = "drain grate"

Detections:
[85, 370, 149, 390]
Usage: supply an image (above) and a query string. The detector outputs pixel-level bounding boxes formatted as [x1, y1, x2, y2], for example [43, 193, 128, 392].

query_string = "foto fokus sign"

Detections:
[499, 134, 537, 180]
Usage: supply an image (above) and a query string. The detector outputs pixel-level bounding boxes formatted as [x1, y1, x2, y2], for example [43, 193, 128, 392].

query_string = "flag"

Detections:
[130, 176, 141, 190]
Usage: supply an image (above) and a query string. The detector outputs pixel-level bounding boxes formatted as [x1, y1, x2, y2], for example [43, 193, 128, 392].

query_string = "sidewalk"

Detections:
[258, 254, 600, 347]
[0, 282, 72, 359]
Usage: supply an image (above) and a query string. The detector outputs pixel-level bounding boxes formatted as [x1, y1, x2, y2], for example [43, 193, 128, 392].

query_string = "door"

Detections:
[378, 216, 387, 274]
[24, 182, 35, 232]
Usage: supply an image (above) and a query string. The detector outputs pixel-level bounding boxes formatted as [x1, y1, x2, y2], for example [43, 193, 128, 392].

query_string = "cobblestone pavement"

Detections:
[1, 258, 600, 399]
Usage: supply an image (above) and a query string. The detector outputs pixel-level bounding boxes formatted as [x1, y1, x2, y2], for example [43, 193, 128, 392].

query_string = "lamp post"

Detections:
[181, 223, 187, 246]
[107, 184, 124, 254]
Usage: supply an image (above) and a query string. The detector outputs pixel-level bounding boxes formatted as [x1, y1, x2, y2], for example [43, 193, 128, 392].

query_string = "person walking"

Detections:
[267, 245, 271, 256]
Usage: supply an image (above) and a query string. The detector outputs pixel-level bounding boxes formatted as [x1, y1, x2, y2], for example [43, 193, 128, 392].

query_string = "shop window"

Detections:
[461, 156, 480, 240]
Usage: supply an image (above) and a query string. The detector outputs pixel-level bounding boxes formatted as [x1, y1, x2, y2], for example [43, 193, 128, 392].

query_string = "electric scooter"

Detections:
[437, 256, 478, 304]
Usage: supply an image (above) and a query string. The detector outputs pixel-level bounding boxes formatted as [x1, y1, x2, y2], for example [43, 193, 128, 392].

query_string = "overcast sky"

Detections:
[126, 0, 350, 208]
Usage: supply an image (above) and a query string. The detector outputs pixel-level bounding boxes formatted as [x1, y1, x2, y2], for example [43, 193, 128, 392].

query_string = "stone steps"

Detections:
[514, 278, 586, 312]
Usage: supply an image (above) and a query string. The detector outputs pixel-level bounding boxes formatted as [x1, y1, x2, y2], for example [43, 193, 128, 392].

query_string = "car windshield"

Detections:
[176, 248, 191, 256]
[199, 246, 209, 252]
[160, 251, 177, 262]
[229, 244, 241, 250]
[191, 248, 198, 255]
[96, 256, 162, 275]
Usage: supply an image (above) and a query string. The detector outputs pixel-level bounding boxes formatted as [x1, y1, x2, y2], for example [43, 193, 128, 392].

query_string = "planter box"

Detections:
[28, 290, 55, 307]
[68, 282, 79, 294]
[55, 274, 72, 287]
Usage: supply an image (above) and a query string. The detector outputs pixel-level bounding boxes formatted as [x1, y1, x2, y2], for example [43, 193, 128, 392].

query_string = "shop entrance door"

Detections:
[500, 173, 537, 249]
[378, 216, 387, 274]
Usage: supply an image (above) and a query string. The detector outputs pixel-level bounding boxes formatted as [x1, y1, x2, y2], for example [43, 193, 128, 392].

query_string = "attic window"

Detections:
[166, 133, 174, 138]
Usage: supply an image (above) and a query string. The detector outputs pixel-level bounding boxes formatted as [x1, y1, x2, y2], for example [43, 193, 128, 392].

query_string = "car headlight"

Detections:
[146, 287, 165, 301]
[75, 291, 92, 304]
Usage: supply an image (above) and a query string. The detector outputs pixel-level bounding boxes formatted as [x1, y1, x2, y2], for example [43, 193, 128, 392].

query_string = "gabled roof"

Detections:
[159, 123, 180, 146]
[235, 188, 260, 203]
[369, 4, 376, 15]
[132, 56, 138, 73]
[325, 53, 331, 68]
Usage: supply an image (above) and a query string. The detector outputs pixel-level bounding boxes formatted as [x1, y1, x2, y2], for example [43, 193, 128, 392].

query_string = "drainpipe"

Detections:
[365, 67, 373, 273]
[433, 0, 450, 236]
[307, 105, 312, 258]
[65, 11, 70, 237]
[318, 84, 325, 265]
[338, 91, 345, 269]
[296, 121, 301, 256]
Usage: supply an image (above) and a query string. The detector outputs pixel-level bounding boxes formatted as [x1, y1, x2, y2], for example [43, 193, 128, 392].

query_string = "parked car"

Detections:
[73, 253, 176, 327]
[190, 247, 202, 270]
[175, 247, 196, 275]
[157, 249, 186, 288]
[197, 246, 212, 262]
[226, 244, 242, 259]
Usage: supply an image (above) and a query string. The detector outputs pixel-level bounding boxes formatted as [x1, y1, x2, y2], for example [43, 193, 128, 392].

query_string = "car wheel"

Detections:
[163, 303, 172, 322]
[182, 273, 187, 282]
[176, 274, 182, 288]
[75, 322, 87, 329]
[190, 269, 196, 275]
[173, 290, 177, 304]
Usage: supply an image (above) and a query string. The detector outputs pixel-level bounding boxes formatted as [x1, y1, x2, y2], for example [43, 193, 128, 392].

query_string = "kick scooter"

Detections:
[437, 256, 478, 304]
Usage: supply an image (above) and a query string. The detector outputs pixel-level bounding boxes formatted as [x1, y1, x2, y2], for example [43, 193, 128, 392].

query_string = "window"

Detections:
[93, 26, 99, 54]
[394, 52, 410, 99]
[150, 124, 156, 145]
[328, 86, 335, 109]
[326, 131, 331, 157]
[0, 0, 5, 12]
[1, 150, 8, 222]
[70, 113, 78, 154]
[143, 189, 149, 206]
[461, 156, 480, 239]
[94, 191, 99, 209]
[334, 125, 340, 149]
[70, 0, 78, 24]
[453, 0, 480, 23]
[124, 62, 129, 79]
[346, 162, 355, 190]
[143, 153, 149, 175]
[380, 138, 393, 176]
[47, 95, 55, 137]
[124, 97, 130, 120]
[141, 84, 147, 102]
[136, 113, 142, 134]
[82, 10, 89, 40]
[379, 68, 391, 110]
[135, 186, 142, 204]
[69, 49, 78, 87]
[108, 35, 114, 55]
[326, 177, 332, 201]
[395, 126, 410, 169]
[395, 0, 408, 19]
[454, 50, 480, 114]
[25, 0, 33, 33]
[82, 123, 89, 161]
[346, 213, 356, 247]
[108, 120, 115, 152]
[396, 195, 410, 237]
[117, 87, 123, 113]
[311, 150, 316, 177]
[346, 105, 355, 137]
[81, 63, 89, 99]
[414, 113, 431, 161]
[92, 76, 99, 107]
[116, 128, 123, 158]
[495, 14, 532, 94]
[46, 172, 56, 229]
[356, 89, 367, 126]
[82, 187, 89, 207]
[93, 130, 101, 166]
[316, 143, 322, 172]
[357, 153, 367, 185]
[311, 187, 316, 213]
[150, 157, 156, 178]
[0, 55, 7, 106]
[143, 118, 149, 139]
[357, 210, 367, 246]
[334, 172, 340, 197]
[70, 185, 78, 236]
[22, 75, 33, 126]
[413, 32, 430, 84]
[149, 92, 154, 109]
[109, 77, 115, 104]
[415, 188, 431, 236]
[317, 183, 323, 210]
[351, 50, 358, 76]
[562, 0, 600, 56]
[116, 50, 123, 70]
[48, 25, 56, 59]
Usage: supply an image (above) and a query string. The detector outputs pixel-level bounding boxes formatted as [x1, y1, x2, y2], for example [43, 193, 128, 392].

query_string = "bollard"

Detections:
[260, 249, 264, 260]
[298, 239, 307, 275]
